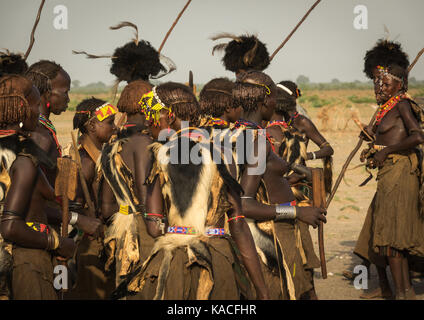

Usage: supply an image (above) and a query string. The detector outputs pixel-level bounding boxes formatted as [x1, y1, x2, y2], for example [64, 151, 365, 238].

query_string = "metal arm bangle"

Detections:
[69, 211, 79, 225]
[274, 205, 297, 221]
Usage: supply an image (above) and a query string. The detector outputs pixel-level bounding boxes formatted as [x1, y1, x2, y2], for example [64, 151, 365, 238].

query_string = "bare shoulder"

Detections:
[397, 99, 413, 112]
[132, 133, 153, 148]
[11, 155, 37, 179]
[30, 125, 53, 152]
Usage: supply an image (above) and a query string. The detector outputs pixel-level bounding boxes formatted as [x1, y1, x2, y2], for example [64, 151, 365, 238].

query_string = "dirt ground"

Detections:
[52, 90, 424, 300]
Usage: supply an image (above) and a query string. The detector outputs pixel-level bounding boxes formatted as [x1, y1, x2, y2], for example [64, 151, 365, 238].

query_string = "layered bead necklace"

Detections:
[39, 114, 62, 157]
[375, 95, 403, 125]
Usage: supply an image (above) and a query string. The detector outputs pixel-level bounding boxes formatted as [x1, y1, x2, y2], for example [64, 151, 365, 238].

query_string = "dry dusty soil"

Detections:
[53, 90, 424, 300]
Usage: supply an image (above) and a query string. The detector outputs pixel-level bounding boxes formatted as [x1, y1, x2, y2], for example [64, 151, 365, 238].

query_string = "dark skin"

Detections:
[360, 69, 424, 298]
[100, 113, 153, 224]
[0, 86, 75, 259]
[27, 69, 101, 235]
[268, 110, 334, 160]
[267, 110, 334, 185]
[73, 114, 117, 236]
[238, 84, 327, 227]
[221, 105, 243, 123]
[30, 69, 71, 185]
[145, 110, 270, 299]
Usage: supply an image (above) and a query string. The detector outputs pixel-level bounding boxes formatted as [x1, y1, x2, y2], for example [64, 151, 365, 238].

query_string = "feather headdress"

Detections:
[211, 33, 270, 73]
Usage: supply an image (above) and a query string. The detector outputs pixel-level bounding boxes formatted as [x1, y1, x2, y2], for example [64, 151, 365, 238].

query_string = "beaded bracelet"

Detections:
[227, 215, 245, 223]
[144, 213, 164, 219]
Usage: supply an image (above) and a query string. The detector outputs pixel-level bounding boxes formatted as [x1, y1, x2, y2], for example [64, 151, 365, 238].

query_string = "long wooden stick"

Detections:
[408, 47, 424, 73]
[71, 131, 96, 218]
[158, 0, 192, 54]
[312, 168, 327, 279]
[326, 108, 379, 208]
[269, 0, 321, 61]
[24, 0, 46, 60]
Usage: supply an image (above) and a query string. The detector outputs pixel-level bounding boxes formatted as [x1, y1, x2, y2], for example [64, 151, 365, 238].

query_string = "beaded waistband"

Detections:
[280, 200, 297, 206]
[26, 222, 50, 234]
[167, 226, 225, 236]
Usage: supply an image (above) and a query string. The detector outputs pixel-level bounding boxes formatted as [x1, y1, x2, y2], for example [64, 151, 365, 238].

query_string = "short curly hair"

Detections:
[73, 97, 107, 134]
[199, 78, 234, 118]
[233, 70, 275, 113]
[156, 82, 200, 126]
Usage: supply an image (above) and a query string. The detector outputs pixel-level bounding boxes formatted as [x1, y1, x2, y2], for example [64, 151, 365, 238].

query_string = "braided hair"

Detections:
[275, 82, 297, 115]
[25, 60, 63, 96]
[0, 75, 34, 128]
[199, 78, 234, 118]
[73, 97, 107, 134]
[117, 79, 152, 114]
[233, 70, 275, 112]
[156, 82, 200, 126]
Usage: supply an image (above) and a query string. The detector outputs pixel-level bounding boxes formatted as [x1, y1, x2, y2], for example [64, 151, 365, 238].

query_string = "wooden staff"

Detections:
[24, 0, 46, 60]
[326, 108, 378, 208]
[55, 157, 78, 298]
[269, 0, 321, 61]
[158, 0, 193, 54]
[408, 47, 424, 73]
[311, 168, 327, 279]
[71, 131, 96, 218]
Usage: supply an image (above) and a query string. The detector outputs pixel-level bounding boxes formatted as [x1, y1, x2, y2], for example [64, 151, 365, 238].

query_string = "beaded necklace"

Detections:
[205, 117, 229, 128]
[375, 95, 403, 125]
[287, 111, 299, 127]
[0, 130, 17, 138]
[39, 114, 62, 157]
[234, 119, 276, 153]
[267, 120, 288, 129]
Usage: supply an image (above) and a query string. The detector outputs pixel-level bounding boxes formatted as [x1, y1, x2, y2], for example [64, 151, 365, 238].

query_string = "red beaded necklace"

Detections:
[375, 95, 403, 125]
[0, 129, 17, 138]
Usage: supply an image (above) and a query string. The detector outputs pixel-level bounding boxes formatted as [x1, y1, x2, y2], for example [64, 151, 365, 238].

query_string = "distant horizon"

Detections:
[1, 0, 423, 86]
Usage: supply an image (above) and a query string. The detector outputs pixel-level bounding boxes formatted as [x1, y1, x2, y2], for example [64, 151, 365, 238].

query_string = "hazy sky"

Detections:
[1, 0, 423, 86]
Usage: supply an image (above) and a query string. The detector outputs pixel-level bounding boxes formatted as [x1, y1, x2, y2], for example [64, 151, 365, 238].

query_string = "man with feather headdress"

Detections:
[353, 39, 424, 300]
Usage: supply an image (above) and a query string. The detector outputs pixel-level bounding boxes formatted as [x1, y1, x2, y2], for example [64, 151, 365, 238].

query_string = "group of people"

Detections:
[0, 22, 423, 301]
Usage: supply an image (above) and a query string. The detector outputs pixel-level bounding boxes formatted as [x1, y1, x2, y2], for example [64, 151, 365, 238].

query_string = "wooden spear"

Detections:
[24, 0, 46, 60]
[71, 131, 96, 218]
[269, 0, 322, 61]
[158, 0, 193, 54]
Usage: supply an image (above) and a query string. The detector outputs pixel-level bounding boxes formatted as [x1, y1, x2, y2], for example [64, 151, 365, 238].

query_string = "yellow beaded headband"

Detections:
[139, 86, 173, 126]
[75, 103, 118, 122]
